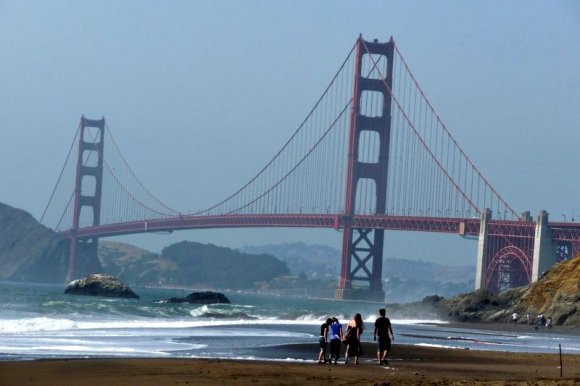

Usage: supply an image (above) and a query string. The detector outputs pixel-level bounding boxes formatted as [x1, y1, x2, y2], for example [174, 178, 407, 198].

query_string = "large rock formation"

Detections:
[165, 291, 230, 304]
[0, 203, 68, 283]
[391, 256, 579, 326]
[64, 273, 139, 298]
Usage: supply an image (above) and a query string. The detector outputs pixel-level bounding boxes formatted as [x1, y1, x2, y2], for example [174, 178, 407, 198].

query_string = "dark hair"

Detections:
[326, 318, 333, 325]
[379, 308, 386, 316]
[354, 313, 364, 329]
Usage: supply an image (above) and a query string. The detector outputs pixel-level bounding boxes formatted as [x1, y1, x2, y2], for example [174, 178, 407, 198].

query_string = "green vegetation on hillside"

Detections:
[160, 241, 290, 288]
[99, 240, 290, 289]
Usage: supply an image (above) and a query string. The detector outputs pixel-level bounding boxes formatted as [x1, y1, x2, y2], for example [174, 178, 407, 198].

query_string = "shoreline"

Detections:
[1, 343, 578, 385]
[430, 321, 580, 335]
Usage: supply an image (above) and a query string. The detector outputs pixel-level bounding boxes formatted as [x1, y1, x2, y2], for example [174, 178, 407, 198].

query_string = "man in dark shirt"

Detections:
[373, 308, 394, 366]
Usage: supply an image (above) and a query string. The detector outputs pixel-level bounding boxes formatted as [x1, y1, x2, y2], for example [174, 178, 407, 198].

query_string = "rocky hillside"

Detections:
[520, 255, 579, 325]
[0, 203, 68, 282]
[393, 256, 579, 326]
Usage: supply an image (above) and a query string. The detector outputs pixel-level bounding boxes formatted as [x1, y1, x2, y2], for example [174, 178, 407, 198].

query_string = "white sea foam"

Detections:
[0, 316, 319, 337]
[189, 305, 210, 317]
[0, 317, 78, 333]
[390, 319, 449, 325]
[0, 315, 453, 334]
[414, 343, 462, 349]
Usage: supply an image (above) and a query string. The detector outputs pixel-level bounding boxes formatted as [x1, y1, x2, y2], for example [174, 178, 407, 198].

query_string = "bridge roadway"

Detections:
[56, 214, 580, 243]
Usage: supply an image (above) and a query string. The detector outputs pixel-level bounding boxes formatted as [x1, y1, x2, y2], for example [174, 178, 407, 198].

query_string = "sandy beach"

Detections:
[1, 342, 578, 386]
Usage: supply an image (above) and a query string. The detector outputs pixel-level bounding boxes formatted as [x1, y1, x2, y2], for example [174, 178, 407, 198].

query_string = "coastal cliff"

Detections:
[0, 203, 68, 283]
[395, 256, 579, 326]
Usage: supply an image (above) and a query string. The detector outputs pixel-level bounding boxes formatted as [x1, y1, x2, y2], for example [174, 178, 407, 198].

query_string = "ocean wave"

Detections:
[199, 312, 257, 319]
[277, 312, 349, 322]
[0, 317, 78, 333]
[0, 315, 377, 334]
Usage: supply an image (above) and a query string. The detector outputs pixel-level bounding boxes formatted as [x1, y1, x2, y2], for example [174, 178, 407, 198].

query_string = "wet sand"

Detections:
[1, 343, 578, 386]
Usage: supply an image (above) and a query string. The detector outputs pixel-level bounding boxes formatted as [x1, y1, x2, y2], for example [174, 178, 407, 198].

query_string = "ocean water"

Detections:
[0, 281, 578, 361]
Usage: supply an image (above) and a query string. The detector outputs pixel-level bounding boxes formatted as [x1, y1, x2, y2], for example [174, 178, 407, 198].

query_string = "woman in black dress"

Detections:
[344, 313, 364, 364]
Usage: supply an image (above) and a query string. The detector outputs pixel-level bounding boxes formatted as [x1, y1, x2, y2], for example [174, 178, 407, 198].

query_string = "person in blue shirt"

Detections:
[328, 317, 343, 365]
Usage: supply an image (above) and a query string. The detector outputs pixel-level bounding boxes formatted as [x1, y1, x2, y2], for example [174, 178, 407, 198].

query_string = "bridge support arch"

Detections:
[336, 36, 394, 302]
[475, 209, 568, 293]
[475, 208, 534, 292]
[484, 245, 531, 291]
[67, 116, 105, 282]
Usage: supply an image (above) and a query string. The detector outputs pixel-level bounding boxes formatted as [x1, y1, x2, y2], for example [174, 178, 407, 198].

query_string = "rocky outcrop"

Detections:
[64, 273, 139, 298]
[392, 256, 580, 326]
[436, 287, 527, 323]
[165, 291, 230, 304]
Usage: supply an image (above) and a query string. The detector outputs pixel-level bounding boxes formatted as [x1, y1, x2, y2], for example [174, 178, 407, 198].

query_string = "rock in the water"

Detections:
[165, 291, 230, 304]
[64, 273, 139, 298]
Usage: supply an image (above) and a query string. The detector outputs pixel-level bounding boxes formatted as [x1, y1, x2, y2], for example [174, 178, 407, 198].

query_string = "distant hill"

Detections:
[98, 240, 159, 283]
[99, 240, 290, 289]
[0, 203, 68, 283]
[241, 242, 339, 278]
[241, 242, 475, 303]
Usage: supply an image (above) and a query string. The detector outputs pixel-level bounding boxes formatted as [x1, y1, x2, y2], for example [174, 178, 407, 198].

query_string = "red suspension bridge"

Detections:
[41, 36, 580, 301]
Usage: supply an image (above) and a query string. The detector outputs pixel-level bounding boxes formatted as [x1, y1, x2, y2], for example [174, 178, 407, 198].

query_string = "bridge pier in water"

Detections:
[66, 116, 105, 282]
[335, 36, 394, 303]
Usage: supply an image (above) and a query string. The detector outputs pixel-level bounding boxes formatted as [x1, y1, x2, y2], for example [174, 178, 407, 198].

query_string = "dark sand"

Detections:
[1, 342, 578, 386]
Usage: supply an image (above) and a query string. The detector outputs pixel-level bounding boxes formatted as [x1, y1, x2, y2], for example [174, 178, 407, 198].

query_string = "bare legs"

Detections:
[377, 349, 389, 365]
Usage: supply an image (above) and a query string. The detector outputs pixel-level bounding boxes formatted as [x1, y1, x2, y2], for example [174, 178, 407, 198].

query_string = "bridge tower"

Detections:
[336, 36, 394, 302]
[67, 116, 105, 282]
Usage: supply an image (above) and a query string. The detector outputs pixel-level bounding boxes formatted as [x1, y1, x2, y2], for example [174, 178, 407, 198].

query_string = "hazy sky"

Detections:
[1, 1, 579, 265]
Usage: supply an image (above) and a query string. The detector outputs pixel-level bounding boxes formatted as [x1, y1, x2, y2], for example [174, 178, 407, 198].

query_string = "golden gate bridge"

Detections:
[40, 36, 580, 301]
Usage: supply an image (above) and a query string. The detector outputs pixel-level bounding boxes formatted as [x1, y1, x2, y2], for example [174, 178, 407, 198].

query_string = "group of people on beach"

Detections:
[317, 308, 394, 366]
[511, 312, 553, 330]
